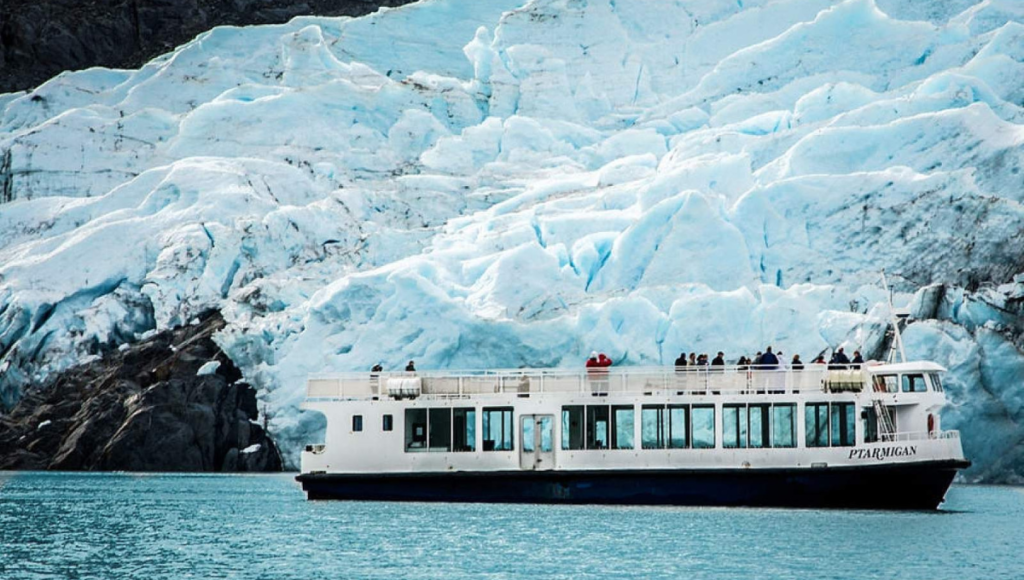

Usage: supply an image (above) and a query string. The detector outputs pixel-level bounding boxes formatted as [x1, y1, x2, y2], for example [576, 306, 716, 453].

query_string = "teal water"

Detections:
[1, 473, 1022, 579]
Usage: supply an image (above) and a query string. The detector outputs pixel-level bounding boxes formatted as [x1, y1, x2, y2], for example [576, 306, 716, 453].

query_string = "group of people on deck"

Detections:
[582, 345, 865, 371]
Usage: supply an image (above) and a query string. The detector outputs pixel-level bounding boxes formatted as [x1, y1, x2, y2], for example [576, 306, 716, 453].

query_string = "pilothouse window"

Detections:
[902, 374, 927, 393]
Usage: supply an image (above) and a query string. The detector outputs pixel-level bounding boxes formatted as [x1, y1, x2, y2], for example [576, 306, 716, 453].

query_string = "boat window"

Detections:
[538, 416, 553, 452]
[872, 374, 898, 393]
[830, 403, 855, 447]
[482, 407, 514, 451]
[902, 374, 927, 393]
[723, 404, 747, 449]
[382, 414, 393, 432]
[405, 408, 427, 451]
[453, 407, 475, 452]
[586, 405, 610, 450]
[352, 415, 363, 432]
[562, 406, 585, 450]
[611, 405, 634, 450]
[748, 404, 770, 449]
[692, 405, 715, 449]
[772, 404, 796, 448]
[929, 373, 944, 392]
[669, 405, 689, 449]
[428, 408, 452, 452]
[641, 405, 667, 449]
[805, 403, 829, 448]
[522, 416, 535, 453]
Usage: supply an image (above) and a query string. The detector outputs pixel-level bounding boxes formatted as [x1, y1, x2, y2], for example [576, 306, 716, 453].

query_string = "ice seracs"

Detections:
[0, 0, 1022, 478]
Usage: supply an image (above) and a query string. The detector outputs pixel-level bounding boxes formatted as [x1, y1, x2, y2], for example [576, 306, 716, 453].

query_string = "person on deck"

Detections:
[675, 352, 688, 370]
[759, 346, 779, 369]
[712, 352, 725, 367]
[587, 352, 612, 395]
[813, 355, 827, 365]
[829, 347, 850, 369]
[689, 353, 697, 366]
[791, 355, 804, 370]
[405, 360, 416, 372]
[851, 350, 864, 366]
[370, 363, 383, 378]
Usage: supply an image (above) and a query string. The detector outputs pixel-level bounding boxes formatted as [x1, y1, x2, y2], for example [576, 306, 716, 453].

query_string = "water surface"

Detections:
[1, 473, 1022, 579]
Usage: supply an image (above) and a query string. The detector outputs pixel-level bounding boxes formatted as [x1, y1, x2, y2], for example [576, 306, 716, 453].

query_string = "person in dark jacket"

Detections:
[851, 350, 864, 366]
[791, 355, 804, 370]
[674, 352, 688, 369]
[753, 351, 763, 367]
[712, 352, 725, 366]
[405, 360, 416, 372]
[829, 347, 850, 369]
[759, 346, 779, 368]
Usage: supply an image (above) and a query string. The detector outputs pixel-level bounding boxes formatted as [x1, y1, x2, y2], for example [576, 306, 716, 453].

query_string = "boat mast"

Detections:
[880, 269, 907, 364]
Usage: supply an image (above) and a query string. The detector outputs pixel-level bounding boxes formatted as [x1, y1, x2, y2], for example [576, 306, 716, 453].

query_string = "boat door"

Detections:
[520, 414, 555, 470]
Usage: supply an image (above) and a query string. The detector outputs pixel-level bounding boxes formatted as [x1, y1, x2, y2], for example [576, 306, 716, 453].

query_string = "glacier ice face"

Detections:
[1, 0, 1023, 478]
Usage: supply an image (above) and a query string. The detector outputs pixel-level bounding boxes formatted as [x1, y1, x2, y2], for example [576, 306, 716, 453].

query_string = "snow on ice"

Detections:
[1, 0, 1023, 478]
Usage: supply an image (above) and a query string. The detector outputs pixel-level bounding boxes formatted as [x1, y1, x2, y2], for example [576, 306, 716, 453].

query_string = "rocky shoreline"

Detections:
[0, 310, 282, 472]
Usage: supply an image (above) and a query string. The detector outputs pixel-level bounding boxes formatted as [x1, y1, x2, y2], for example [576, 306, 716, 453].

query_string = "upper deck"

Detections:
[305, 362, 948, 401]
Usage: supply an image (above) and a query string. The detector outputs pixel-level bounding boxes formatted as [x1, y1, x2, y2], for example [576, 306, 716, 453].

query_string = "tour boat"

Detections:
[296, 359, 970, 509]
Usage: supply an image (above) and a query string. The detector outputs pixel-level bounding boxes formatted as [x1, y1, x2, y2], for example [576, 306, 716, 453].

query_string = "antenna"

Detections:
[880, 269, 907, 363]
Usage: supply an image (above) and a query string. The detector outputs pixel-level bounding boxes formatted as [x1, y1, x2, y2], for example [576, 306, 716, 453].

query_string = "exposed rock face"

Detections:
[0, 0, 414, 94]
[0, 310, 282, 471]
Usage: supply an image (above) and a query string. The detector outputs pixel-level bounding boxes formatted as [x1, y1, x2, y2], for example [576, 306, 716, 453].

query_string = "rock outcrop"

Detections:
[0, 310, 282, 472]
[0, 0, 413, 94]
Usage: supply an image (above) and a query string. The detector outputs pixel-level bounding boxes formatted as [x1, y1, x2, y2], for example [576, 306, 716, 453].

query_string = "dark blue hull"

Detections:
[297, 460, 969, 509]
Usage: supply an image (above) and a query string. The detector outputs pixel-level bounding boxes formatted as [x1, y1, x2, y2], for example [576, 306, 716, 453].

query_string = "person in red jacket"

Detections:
[586, 352, 613, 395]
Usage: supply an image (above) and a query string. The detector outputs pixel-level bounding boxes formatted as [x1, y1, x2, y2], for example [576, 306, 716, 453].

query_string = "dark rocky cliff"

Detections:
[0, 310, 282, 472]
[0, 0, 414, 94]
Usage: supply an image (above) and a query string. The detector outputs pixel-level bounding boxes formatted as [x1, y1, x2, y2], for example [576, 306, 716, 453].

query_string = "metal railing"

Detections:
[306, 365, 866, 399]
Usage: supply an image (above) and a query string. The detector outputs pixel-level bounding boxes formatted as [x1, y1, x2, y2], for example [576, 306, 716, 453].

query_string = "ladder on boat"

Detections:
[872, 399, 896, 440]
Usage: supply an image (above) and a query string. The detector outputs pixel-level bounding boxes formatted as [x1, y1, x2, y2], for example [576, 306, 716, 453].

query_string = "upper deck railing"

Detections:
[306, 365, 870, 400]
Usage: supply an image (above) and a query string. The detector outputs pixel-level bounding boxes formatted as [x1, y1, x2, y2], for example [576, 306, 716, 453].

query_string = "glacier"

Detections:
[1, 0, 1023, 479]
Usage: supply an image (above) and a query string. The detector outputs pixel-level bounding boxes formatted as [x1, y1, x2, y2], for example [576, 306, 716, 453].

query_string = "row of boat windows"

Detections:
[349, 404, 858, 452]
[872, 373, 942, 393]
